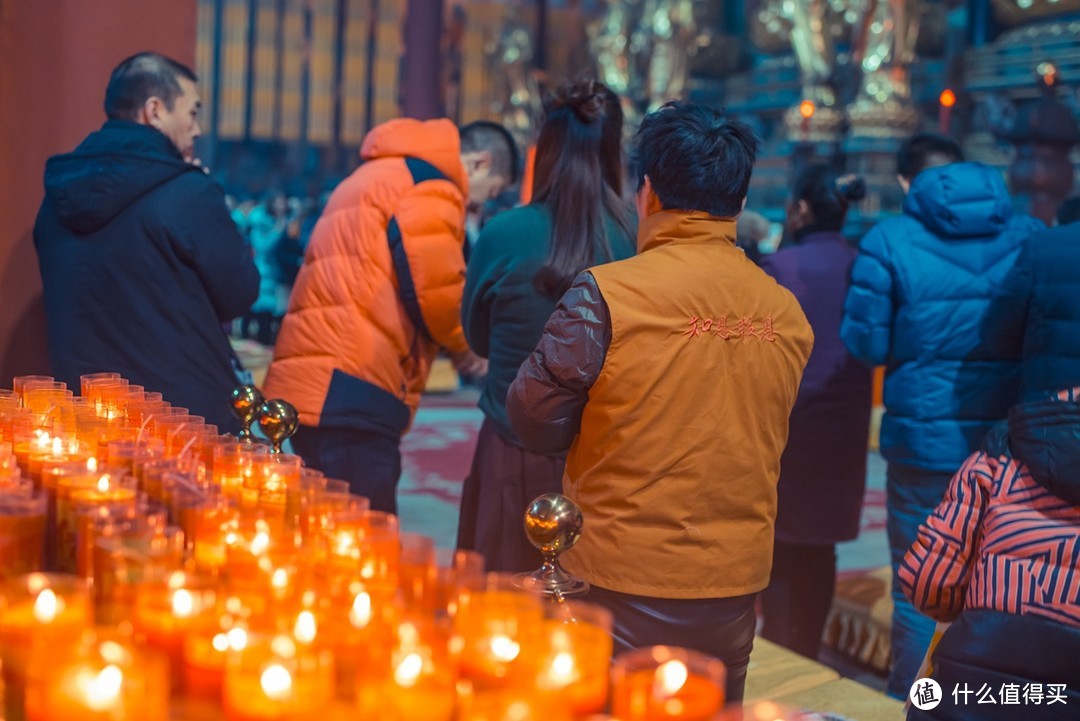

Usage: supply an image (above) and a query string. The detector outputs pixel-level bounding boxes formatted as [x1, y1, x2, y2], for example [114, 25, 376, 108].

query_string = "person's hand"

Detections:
[451, 350, 488, 378]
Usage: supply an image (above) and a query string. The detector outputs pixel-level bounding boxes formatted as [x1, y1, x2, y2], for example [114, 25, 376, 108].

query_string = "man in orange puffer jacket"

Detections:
[263, 118, 516, 512]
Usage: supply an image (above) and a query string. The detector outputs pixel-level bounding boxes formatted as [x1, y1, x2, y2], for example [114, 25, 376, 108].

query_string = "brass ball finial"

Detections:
[524, 493, 584, 556]
[520, 493, 588, 598]
[230, 385, 265, 441]
[257, 399, 299, 453]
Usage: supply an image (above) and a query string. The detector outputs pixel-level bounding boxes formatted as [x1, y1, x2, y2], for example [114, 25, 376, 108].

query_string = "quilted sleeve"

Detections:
[507, 272, 611, 455]
[841, 224, 895, 366]
[392, 179, 470, 354]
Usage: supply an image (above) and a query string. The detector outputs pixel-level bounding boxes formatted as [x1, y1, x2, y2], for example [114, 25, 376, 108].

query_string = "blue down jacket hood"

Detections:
[903, 161, 1014, 239]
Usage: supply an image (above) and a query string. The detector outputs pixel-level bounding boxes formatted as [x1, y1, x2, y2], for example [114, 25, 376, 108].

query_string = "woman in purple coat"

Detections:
[759, 165, 874, 659]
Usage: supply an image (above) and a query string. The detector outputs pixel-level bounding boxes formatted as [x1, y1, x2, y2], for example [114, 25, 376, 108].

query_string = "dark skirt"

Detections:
[456, 418, 565, 573]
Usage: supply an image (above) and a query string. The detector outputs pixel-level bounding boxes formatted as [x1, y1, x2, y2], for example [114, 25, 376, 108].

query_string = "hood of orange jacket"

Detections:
[360, 118, 468, 193]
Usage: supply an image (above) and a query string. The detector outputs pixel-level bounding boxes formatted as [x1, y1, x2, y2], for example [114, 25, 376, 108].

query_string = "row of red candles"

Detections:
[0, 373, 731, 721]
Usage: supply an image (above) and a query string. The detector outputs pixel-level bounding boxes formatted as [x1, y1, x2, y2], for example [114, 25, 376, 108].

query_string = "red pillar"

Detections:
[0, 0, 197, 382]
[399, 0, 444, 120]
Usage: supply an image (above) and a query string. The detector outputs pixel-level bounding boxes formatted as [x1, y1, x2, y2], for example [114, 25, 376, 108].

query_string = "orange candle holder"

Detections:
[454, 574, 547, 691]
[356, 615, 458, 721]
[0, 573, 92, 721]
[0, 491, 47, 579]
[610, 646, 726, 721]
[92, 519, 184, 625]
[79, 372, 124, 398]
[23, 628, 169, 721]
[57, 471, 139, 573]
[75, 501, 165, 578]
[537, 601, 614, 717]
[319, 582, 397, 701]
[183, 605, 253, 702]
[223, 633, 335, 721]
[105, 437, 166, 475]
[212, 442, 269, 499]
[244, 453, 302, 518]
[131, 569, 218, 693]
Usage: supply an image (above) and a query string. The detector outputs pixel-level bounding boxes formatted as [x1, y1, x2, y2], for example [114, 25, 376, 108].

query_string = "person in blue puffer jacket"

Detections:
[840, 133, 1044, 699]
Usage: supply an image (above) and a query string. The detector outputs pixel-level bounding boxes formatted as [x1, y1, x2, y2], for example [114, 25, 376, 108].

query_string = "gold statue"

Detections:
[588, 0, 708, 126]
[848, 0, 922, 136]
[489, 5, 542, 145]
[773, 0, 849, 140]
[641, 0, 699, 112]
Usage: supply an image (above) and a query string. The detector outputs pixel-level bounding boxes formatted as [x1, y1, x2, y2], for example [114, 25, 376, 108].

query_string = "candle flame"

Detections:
[488, 634, 521, 663]
[96, 474, 111, 492]
[250, 531, 270, 556]
[212, 633, 230, 653]
[87, 457, 98, 473]
[293, 611, 317, 644]
[656, 659, 688, 697]
[99, 641, 128, 665]
[34, 431, 51, 449]
[51, 437, 63, 457]
[260, 663, 293, 701]
[226, 627, 249, 651]
[81, 664, 124, 711]
[393, 652, 424, 687]
[270, 568, 289, 590]
[548, 652, 577, 686]
[33, 588, 63, 623]
[349, 592, 372, 628]
[270, 635, 297, 659]
[172, 589, 195, 618]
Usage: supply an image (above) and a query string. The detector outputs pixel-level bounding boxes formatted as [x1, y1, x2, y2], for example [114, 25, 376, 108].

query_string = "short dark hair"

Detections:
[459, 120, 519, 184]
[896, 132, 963, 180]
[104, 52, 197, 121]
[634, 101, 759, 217]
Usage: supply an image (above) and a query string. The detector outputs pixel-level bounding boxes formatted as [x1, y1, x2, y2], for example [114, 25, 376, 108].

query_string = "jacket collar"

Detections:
[637, 209, 737, 254]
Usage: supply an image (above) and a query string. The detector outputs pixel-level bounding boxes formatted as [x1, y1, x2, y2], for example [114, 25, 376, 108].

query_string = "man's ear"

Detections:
[636, 175, 663, 218]
[897, 174, 911, 195]
[138, 96, 165, 129]
[463, 150, 493, 173]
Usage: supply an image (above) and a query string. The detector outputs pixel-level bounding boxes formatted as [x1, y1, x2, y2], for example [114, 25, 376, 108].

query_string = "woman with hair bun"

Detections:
[758, 164, 874, 659]
[456, 80, 636, 572]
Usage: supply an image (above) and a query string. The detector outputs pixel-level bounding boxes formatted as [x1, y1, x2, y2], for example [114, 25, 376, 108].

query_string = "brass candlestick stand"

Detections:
[520, 493, 589, 598]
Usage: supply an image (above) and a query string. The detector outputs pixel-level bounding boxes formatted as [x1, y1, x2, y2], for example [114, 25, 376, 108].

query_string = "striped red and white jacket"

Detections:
[900, 387, 1080, 628]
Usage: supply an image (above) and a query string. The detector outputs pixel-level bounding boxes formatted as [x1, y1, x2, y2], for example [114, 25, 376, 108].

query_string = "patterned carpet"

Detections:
[397, 388, 890, 578]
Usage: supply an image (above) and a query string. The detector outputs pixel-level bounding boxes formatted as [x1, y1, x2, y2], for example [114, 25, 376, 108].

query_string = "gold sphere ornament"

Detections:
[230, 385, 265, 441]
[520, 493, 589, 598]
[257, 399, 300, 453]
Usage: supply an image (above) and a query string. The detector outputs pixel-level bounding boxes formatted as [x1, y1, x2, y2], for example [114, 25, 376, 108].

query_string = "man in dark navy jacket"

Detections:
[34, 52, 259, 432]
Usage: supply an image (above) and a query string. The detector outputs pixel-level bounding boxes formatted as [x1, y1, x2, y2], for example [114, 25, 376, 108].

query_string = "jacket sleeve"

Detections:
[898, 451, 993, 622]
[461, 222, 508, 359]
[841, 225, 895, 366]
[394, 179, 470, 355]
[507, 271, 610, 455]
[172, 177, 260, 322]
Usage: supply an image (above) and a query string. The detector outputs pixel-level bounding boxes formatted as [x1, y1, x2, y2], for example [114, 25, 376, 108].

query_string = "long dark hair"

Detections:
[791, 164, 866, 233]
[532, 81, 634, 298]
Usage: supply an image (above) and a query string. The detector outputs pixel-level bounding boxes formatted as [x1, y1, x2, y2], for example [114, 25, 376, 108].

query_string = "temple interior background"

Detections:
[3, 0, 1080, 381]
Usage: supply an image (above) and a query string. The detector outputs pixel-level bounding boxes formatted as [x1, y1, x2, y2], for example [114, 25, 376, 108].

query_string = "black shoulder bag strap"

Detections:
[387, 157, 453, 342]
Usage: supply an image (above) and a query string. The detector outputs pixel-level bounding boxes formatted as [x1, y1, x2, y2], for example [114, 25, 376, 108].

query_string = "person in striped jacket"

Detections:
[900, 387, 1080, 720]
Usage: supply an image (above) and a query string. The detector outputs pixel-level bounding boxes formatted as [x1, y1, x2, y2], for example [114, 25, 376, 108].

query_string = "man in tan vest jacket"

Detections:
[507, 101, 814, 702]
